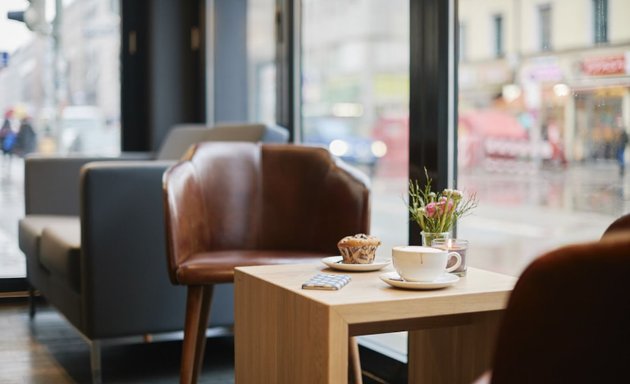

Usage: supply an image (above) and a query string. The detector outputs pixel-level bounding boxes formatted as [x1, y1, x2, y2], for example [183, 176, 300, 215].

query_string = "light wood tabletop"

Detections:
[235, 263, 516, 384]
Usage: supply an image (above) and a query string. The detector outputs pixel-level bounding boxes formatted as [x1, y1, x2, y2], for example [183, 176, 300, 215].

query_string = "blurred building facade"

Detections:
[459, 0, 630, 163]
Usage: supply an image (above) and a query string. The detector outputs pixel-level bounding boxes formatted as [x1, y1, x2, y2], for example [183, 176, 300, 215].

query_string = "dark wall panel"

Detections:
[121, 0, 205, 152]
[121, 0, 151, 151]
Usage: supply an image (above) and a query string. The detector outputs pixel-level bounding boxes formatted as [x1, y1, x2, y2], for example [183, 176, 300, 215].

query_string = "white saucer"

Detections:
[379, 272, 460, 290]
[321, 256, 391, 272]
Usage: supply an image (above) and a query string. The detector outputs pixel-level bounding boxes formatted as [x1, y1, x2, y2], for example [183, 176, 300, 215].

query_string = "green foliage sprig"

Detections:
[407, 169, 478, 233]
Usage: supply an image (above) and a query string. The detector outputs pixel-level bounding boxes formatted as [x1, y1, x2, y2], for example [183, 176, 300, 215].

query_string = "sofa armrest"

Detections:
[262, 124, 290, 143]
[79, 160, 187, 338]
[24, 153, 152, 216]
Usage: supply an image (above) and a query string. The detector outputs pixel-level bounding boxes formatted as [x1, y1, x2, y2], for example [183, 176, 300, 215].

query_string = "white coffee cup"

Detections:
[392, 246, 462, 282]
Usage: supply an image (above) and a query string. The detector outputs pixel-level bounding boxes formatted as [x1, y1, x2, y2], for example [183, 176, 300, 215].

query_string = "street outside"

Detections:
[370, 161, 622, 277]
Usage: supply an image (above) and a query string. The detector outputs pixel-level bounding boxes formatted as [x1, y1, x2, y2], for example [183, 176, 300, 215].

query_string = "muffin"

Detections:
[337, 233, 381, 264]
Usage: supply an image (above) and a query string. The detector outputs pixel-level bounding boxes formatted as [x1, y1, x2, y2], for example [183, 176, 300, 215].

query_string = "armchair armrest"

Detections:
[79, 160, 187, 338]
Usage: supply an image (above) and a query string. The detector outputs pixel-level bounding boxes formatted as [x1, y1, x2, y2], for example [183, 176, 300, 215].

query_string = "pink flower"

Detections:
[425, 202, 437, 217]
[436, 197, 455, 215]
[445, 198, 455, 213]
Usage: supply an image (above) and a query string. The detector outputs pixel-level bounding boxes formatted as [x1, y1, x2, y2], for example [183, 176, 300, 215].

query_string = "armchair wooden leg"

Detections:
[192, 285, 213, 381]
[349, 336, 363, 384]
[181, 285, 213, 384]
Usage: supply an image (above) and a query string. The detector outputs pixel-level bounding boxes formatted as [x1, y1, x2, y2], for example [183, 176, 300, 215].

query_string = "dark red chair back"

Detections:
[490, 232, 630, 383]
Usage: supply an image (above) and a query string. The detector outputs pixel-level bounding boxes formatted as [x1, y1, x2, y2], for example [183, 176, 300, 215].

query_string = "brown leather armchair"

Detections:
[163, 142, 371, 383]
[487, 232, 630, 384]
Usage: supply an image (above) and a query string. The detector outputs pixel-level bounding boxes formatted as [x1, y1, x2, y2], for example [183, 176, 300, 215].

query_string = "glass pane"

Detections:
[0, 0, 120, 278]
[301, 0, 409, 257]
[458, 0, 629, 276]
[247, 0, 276, 124]
[300, 0, 409, 359]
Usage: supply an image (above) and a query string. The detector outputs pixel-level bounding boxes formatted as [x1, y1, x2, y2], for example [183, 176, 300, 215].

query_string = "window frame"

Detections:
[538, 4, 552, 52]
[593, 0, 608, 44]
[493, 13, 504, 58]
[277, 0, 456, 244]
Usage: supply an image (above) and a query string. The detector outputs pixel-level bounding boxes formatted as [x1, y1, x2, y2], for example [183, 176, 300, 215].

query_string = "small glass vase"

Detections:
[421, 231, 451, 246]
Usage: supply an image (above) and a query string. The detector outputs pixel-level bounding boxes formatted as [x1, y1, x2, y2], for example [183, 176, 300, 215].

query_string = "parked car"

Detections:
[372, 116, 408, 178]
[303, 117, 387, 175]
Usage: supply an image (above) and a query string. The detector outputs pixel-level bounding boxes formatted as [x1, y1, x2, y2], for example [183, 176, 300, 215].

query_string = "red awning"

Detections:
[459, 110, 528, 140]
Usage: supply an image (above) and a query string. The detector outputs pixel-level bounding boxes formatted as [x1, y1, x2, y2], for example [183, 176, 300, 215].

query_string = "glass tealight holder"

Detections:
[431, 238, 468, 277]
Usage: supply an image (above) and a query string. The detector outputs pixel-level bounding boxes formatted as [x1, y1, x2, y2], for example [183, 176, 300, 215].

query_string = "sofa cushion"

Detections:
[18, 215, 79, 264]
[39, 221, 82, 292]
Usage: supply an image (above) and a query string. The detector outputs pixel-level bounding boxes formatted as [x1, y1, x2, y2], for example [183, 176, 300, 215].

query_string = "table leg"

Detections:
[235, 271, 349, 384]
[408, 311, 503, 384]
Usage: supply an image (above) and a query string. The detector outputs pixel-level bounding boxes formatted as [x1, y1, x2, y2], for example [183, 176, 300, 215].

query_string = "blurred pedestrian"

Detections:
[616, 127, 628, 176]
[14, 117, 37, 157]
[546, 119, 567, 168]
[1, 118, 16, 157]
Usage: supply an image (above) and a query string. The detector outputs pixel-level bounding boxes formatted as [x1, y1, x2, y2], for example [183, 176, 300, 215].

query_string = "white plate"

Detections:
[379, 272, 460, 290]
[321, 256, 391, 272]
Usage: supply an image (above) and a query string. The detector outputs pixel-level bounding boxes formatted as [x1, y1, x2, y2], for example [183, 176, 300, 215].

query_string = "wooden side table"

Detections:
[235, 264, 516, 384]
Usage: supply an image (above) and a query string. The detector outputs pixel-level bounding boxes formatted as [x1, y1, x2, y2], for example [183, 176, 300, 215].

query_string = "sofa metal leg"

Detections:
[90, 340, 102, 384]
[28, 285, 36, 319]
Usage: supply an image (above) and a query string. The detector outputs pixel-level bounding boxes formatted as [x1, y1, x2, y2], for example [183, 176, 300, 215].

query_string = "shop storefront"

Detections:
[571, 52, 630, 161]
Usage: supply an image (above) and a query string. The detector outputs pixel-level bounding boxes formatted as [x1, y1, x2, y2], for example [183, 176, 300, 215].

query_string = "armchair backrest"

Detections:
[601, 213, 630, 239]
[489, 232, 630, 383]
[156, 123, 289, 160]
[162, 142, 371, 284]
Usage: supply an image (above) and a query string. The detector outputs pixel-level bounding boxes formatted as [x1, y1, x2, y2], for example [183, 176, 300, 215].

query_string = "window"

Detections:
[301, 0, 410, 258]
[593, 0, 608, 44]
[493, 14, 504, 58]
[0, 0, 121, 279]
[458, 0, 627, 277]
[539, 4, 552, 51]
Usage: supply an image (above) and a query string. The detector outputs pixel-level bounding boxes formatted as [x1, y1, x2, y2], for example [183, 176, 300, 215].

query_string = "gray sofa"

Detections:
[18, 123, 288, 383]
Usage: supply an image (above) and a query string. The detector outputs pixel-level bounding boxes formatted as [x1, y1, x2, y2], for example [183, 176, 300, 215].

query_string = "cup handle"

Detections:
[445, 251, 462, 273]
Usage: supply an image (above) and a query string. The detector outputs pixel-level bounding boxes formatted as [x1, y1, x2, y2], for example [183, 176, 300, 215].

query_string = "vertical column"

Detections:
[121, 0, 206, 152]
[409, 0, 456, 245]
